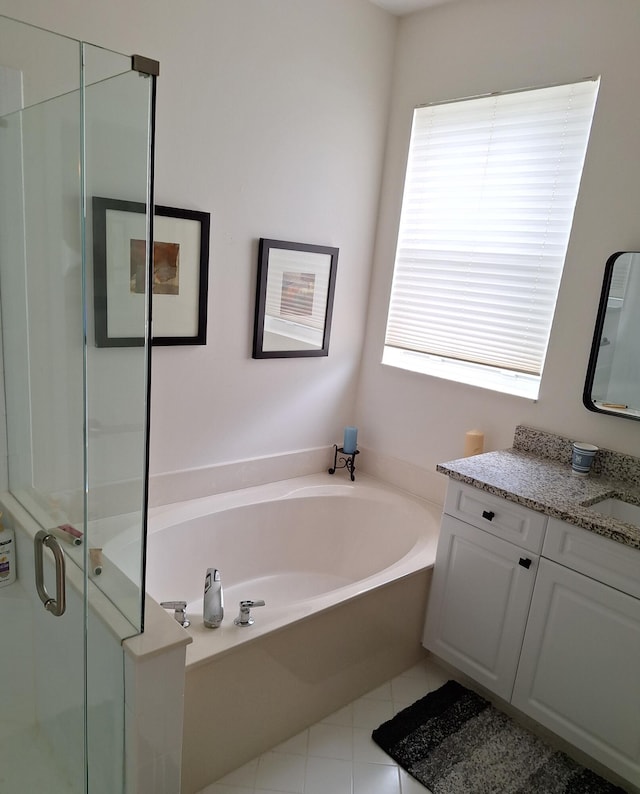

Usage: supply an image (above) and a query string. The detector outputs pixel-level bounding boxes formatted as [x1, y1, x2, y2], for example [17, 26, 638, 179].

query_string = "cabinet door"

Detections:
[512, 558, 640, 787]
[423, 515, 538, 700]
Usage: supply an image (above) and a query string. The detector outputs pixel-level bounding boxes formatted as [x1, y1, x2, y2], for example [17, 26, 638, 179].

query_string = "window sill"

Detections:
[382, 346, 539, 400]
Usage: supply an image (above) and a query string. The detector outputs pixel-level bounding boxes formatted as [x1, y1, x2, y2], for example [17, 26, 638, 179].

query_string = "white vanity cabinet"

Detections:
[511, 519, 640, 786]
[423, 483, 546, 700]
[424, 483, 640, 787]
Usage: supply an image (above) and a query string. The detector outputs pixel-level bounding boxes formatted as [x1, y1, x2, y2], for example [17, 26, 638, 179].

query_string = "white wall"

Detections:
[357, 0, 640, 487]
[4, 0, 640, 500]
[0, 0, 397, 479]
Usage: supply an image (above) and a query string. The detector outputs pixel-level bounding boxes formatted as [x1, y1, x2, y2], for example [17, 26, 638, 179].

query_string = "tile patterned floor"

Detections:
[198, 656, 451, 794]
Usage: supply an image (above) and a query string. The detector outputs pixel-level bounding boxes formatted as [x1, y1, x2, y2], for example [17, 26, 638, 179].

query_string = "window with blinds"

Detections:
[383, 78, 600, 399]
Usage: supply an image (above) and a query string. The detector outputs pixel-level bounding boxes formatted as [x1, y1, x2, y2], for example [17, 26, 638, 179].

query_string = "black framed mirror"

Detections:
[252, 238, 339, 358]
[583, 251, 640, 420]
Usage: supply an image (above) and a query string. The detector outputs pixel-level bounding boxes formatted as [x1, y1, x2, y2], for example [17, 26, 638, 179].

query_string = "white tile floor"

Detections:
[198, 656, 451, 794]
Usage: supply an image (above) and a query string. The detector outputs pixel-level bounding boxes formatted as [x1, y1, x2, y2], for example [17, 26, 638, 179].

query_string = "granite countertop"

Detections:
[436, 426, 640, 551]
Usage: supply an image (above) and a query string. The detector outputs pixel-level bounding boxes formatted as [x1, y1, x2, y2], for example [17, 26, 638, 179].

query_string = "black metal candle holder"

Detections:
[328, 445, 359, 481]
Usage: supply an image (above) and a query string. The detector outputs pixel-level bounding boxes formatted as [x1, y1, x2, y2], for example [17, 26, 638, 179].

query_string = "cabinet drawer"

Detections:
[544, 518, 640, 599]
[444, 482, 547, 553]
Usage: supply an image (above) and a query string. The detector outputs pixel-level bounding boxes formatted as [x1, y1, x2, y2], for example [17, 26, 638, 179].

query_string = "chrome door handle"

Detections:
[34, 529, 66, 616]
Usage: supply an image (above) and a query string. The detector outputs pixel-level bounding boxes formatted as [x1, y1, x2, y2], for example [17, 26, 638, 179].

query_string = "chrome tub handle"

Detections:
[160, 600, 190, 627]
[34, 529, 66, 617]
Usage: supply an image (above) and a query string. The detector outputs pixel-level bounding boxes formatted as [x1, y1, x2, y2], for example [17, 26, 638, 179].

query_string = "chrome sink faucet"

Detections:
[203, 568, 224, 628]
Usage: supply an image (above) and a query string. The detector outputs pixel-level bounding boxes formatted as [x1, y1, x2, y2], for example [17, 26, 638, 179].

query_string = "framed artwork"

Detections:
[92, 197, 210, 347]
[252, 238, 339, 358]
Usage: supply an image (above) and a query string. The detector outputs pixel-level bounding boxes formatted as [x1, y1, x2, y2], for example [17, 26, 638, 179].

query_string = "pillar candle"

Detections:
[464, 429, 484, 457]
[343, 426, 358, 454]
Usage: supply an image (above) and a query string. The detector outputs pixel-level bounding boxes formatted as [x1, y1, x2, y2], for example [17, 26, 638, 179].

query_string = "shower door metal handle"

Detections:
[34, 529, 67, 617]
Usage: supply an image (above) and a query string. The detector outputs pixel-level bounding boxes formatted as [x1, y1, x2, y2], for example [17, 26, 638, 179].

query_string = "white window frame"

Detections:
[383, 78, 600, 400]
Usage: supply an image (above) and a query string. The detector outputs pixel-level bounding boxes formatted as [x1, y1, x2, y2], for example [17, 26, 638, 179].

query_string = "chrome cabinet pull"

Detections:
[34, 529, 66, 616]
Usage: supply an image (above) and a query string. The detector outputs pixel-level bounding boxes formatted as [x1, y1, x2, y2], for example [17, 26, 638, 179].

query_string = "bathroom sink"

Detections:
[587, 497, 640, 526]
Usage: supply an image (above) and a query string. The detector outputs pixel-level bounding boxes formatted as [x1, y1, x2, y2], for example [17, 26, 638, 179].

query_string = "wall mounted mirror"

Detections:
[584, 251, 640, 420]
[252, 238, 339, 358]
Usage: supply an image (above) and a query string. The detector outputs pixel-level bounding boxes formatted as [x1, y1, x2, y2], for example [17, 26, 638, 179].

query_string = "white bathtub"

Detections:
[106, 472, 442, 792]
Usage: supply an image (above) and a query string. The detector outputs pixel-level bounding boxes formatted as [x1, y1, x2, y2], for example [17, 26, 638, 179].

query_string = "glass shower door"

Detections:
[0, 15, 155, 793]
[0, 26, 88, 791]
[83, 51, 156, 794]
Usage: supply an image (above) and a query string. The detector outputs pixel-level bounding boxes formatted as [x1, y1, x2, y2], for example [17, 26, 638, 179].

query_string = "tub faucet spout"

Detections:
[204, 568, 224, 628]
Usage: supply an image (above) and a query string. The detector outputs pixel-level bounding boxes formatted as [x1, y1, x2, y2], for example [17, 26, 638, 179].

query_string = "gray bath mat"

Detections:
[371, 680, 627, 793]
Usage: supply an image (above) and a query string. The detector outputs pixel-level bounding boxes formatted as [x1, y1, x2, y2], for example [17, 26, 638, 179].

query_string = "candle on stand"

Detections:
[343, 426, 358, 454]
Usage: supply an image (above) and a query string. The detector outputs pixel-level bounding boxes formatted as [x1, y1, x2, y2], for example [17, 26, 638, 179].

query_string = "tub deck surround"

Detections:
[436, 425, 640, 550]
[147, 446, 335, 508]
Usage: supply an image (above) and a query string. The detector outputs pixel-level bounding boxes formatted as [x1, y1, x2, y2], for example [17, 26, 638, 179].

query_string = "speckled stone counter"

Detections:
[436, 425, 640, 550]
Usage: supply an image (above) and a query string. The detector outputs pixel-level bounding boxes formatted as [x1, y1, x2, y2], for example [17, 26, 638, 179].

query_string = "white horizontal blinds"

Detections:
[385, 79, 599, 376]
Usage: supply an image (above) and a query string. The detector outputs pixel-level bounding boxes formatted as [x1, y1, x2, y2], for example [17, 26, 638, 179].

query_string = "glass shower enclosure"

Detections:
[0, 15, 156, 793]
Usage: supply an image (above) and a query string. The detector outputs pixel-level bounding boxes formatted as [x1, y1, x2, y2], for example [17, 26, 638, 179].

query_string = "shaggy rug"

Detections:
[372, 680, 627, 793]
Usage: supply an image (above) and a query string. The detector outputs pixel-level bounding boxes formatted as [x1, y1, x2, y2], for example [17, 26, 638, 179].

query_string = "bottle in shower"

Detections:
[203, 568, 224, 628]
[0, 512, 16, 588]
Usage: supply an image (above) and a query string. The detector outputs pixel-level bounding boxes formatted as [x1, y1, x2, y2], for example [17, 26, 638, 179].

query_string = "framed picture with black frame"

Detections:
[93, 197, 210, 347]
[252, 238, 339, 358]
